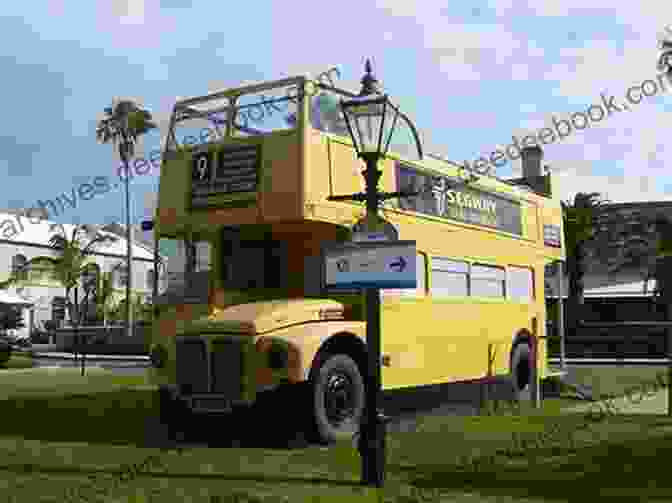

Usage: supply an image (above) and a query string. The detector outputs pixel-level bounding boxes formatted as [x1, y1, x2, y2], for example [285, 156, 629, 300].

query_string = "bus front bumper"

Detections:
[161, 384, 255, 414]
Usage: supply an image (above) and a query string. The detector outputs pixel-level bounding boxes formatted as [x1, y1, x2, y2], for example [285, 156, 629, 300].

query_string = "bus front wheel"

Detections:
[310, 353, 365, 445]
[510, 343, 534, 401]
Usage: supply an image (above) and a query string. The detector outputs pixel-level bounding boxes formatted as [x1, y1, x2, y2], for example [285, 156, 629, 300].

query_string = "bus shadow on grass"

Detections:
[0, 388, 318, 450]
[0, 379, 518, 450]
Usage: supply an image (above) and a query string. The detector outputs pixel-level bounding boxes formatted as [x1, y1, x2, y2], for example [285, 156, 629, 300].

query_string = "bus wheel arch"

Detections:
[306, 332, 368, 445]
[509, 331, 536, 400]
[308, 332, 368, 382]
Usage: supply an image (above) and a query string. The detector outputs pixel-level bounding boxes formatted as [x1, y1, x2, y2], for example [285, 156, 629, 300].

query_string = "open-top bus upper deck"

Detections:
[155, 74, 565, 268]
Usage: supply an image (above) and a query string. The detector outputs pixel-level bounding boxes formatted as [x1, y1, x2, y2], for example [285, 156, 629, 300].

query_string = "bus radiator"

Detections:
[211, 339, 244, 399]
[176, 338, 209, 394]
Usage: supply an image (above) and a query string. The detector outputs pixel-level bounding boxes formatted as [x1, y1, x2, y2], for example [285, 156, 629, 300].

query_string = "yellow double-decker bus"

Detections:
[147, 74, 565, 444]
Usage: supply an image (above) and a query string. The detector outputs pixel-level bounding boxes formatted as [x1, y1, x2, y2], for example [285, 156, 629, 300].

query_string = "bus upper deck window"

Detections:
[310, 91, 349, 136]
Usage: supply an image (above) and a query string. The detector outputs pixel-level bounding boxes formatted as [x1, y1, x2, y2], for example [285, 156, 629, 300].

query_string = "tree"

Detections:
[96, 99, 157, 338]
[562, 192, 610, 330]
[0, 224, 117, 374]
[44, 225, 117, 376]
[43, 225, 117, 330]
[95, 271, 116, 327]
[109, 293, 150, 327]
[133, 294, 153, 324]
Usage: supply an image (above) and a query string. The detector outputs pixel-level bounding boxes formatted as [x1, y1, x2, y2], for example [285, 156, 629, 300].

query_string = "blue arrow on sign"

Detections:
[390, 256, 407, 272]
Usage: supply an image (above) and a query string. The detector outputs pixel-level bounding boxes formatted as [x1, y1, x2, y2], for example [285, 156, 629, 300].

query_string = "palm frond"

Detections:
[96, 99, 156, 152]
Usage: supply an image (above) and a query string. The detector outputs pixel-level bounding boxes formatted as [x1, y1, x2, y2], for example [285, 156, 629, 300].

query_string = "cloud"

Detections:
[110, 0, 146, 24]
[93, 0, 179, 50]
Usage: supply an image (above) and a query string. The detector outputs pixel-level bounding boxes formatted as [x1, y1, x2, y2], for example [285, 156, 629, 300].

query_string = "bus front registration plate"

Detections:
[192, 398, 232, 412]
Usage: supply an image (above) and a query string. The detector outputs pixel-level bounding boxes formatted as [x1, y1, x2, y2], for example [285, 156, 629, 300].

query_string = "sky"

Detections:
[2, 0, 672, 238]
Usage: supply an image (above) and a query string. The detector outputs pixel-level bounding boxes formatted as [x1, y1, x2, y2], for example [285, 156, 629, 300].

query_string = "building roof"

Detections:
[548, 279, 657, 299]
[0, 212, 154, 261]
[0, 290, 33, 306]
[584, 280, 656, 298]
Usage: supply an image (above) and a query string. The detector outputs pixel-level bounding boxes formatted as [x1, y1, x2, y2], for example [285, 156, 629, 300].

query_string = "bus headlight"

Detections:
[150, 345, 168, 368]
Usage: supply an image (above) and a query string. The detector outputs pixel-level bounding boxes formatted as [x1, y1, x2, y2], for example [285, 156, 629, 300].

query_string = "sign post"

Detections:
[328, 60, 422, 489]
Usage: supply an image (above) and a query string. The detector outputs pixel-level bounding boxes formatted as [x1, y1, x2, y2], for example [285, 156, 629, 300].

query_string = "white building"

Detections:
[0, 210, 161, 338]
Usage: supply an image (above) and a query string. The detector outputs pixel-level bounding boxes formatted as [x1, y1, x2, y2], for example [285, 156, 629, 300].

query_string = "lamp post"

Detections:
[330, 60, 422, 487]
[80, 272, 96, 377]
[657, 37, 672, 415]
[120, 139, 134, 339]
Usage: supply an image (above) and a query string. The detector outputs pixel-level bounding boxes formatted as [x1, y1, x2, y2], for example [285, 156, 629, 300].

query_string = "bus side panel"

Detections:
[157, 155, 191, 229]
[380, 296, 540, 390]
[262, 134, 303, 221]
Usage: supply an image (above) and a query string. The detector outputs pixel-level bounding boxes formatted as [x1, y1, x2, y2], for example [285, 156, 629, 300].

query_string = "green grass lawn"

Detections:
[0, 367, 670, 502]
[564, 365, 669, 400]
[0, 366, 149, 400]
[0, 354, 33, 369]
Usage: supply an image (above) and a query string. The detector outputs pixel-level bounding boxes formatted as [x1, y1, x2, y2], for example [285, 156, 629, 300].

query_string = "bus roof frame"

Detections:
[171, 75, 424, 160]
[169, 74, 555, 197]
[174, 75, 309, 109]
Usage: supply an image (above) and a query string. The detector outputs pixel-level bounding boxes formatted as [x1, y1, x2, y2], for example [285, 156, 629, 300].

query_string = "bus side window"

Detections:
[508, 266, 534, 302]
[471, 264, 506, 298]
[430, 258, 468, 297]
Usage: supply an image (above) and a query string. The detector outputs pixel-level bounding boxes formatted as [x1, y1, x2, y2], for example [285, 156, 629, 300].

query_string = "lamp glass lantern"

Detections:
[340, 94, 401, 159]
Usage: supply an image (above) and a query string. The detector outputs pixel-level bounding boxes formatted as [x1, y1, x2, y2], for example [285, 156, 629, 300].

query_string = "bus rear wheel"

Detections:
[510, 343, 534, 401]
[309, 353, 365, 445]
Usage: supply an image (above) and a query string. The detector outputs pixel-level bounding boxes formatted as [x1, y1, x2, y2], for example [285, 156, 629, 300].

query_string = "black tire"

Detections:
[310, 353, 365, 445]
[510, 343, 533, 401]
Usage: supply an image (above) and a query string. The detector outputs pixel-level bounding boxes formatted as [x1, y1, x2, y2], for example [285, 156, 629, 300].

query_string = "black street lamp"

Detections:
[79, 272, 97, 377]
[331, 60, 422, 487]
[657, 34, 672, 417]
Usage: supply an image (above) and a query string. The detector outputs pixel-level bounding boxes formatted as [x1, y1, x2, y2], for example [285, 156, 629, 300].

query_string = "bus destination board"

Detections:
[191, 144, 260, 206]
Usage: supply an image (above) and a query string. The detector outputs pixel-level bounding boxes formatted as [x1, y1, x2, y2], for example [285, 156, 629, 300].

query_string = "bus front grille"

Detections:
[211, 339, 244, 399]
[176, 338, 209, 394]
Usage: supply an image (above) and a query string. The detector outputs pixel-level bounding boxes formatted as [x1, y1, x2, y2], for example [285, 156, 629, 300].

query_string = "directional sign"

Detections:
[323, 241, 417, 290]
[389, 256, 406, 272]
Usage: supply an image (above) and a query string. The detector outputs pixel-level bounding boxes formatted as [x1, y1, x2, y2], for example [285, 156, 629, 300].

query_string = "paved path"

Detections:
[566, 388, 671, 414]
[31, 351, 149, 361]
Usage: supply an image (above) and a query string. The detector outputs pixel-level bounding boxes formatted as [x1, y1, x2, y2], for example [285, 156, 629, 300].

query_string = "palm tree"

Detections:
[47, 225, 117, 375]
[42, 225, 117, 327]
[0, 225, 116, 324]
[562, 192, 610, 330]
[95, 270, 116, 327]
[96, 99, 157, 338]
[0, 225, 117, 374]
